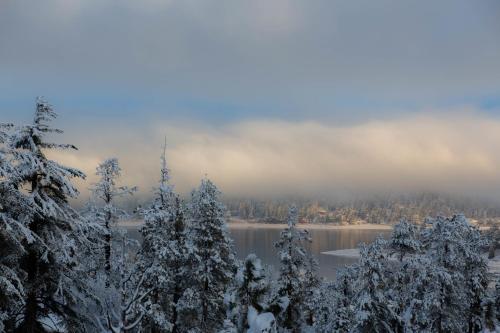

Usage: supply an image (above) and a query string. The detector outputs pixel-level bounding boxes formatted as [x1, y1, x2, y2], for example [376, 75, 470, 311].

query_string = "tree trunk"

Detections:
[488, 242, 496, 259]
[105, 210, 112, 288]
[17, 248, 41, 332]
[172, 283, 181, 333]
[202, 278, 209, 331]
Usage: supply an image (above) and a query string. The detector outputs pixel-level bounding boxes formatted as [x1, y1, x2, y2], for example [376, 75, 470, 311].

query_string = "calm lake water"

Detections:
[126, 225, 390, 280]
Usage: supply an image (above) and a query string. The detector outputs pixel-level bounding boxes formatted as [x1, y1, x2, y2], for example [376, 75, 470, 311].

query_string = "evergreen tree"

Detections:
[6, 98, 88, 331]
[303, 255, 321, 327]
[0, 123, 12, 177]
[421, 215, 488, 332]
[314, 266, 357, 332]
[137, 143, 190, 332]
[353, 238, 400, 333]
[179, 178, 236, 332]
[390, 218, 420, 261]
[225, 253, 271, 331]
[96, 231, 154, 333]
[487, 223, 499, 259]
[395, 254, 437, 331]
[274, 205, 315, 332]
[0, 123, 37, 330]
[89, 158, 136, 287]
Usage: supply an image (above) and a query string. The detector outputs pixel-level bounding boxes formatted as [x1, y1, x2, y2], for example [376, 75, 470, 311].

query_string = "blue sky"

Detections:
[1, 0, 500, 198]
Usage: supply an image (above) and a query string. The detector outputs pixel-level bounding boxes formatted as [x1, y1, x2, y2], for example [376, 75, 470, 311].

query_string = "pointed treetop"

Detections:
[34, 97, 59, 130]
[92, 158, 137, 201]
[96, 158, 122, 179]
[160, 137, 170, 186]
[11, 98, 77, 151]
[197, 176, 221, 198]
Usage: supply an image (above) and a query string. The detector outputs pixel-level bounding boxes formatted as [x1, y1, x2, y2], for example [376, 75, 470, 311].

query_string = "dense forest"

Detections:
[1, 100, 500, 332]
[226, 195, 500, 226]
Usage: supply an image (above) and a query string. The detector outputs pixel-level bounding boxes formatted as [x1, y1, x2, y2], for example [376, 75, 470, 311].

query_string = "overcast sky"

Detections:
[1, 0, 500, 199]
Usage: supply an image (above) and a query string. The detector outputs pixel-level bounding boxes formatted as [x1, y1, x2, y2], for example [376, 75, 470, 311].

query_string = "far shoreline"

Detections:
[227, 221, 393, 230]
[118, 219, 394, 230]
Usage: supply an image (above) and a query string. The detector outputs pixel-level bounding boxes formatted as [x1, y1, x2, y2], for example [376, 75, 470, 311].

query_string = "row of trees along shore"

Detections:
[1, 99, 500, 332]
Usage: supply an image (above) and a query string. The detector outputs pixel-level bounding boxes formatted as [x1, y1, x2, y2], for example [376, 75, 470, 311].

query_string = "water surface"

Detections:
[126, 225, 390, 280]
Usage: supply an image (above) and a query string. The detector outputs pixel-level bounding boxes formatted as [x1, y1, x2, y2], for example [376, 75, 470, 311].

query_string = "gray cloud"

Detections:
[1, 0, 499, 119]
[48, 108, 500, 201]
[2, 1, 500, 201]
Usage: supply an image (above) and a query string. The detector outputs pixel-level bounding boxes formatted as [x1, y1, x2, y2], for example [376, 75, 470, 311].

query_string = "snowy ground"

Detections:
[321, 248, 361, 258]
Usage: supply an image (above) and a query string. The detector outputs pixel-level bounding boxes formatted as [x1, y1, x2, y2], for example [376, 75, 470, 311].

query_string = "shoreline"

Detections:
[118, 219, 393, 230]
[227, 222, 393, 230]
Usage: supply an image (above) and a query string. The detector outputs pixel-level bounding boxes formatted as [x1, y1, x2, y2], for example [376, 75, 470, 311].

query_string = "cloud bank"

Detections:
[48, 109, 500, 200]
[1, 0, 499, 121]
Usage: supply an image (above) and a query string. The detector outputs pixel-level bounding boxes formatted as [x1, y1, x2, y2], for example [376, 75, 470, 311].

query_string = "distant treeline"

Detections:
[226, 193, 500, 225]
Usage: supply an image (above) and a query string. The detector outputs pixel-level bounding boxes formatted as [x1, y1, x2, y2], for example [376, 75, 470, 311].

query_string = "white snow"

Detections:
[247, 306, 276, 333]
[324, 247, 500, 277]
[321, 248, 361, 258]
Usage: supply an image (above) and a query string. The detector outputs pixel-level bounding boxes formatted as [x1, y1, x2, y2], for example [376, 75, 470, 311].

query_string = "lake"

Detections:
[125, 224, 391, 280]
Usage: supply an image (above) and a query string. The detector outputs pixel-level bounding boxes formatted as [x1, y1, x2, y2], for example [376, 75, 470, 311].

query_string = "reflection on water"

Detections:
[126, 226, 390, 280]
[229, 227, 390, 280]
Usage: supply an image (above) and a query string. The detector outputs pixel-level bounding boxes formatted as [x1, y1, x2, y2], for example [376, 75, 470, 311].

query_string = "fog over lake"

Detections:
[126, 225, 390, 280]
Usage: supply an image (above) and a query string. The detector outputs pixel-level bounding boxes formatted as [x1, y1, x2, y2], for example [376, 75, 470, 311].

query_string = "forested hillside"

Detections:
[226, 194, 500, 225]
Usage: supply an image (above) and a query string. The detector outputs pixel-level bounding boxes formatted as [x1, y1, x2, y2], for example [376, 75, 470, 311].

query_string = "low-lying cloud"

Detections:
[47, 109, 500, 201]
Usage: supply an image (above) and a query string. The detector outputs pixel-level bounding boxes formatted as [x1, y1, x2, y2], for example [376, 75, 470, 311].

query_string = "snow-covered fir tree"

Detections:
[0, 123, 38, 331]
[0, 123, 12, 178]
[314, 266, 357, 332]
[96, 230, 154, 333]
[490, 277, 500, 331]
[89, 158, 136, 287]
[389, 217, 420, 261]
[302, 255, 321, 327]
[420, 215, 488, 332]
[4, 98, 90, 331]
[136, 143, 190, 332]
[487, 223, 499, 259]
[353, 237, 400, 332]
[273, 205, 317, 332]
[179, 178, 236, 332]
[224, 253, 272, 332]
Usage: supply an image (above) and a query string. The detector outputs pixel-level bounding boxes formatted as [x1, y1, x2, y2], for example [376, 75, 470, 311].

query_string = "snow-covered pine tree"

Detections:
[179, 178, 236, 332]
[0, 123, 38, 331]
[460, 219, 489, 332]
[482, 287, 498, 333]
[89, 158, 136, 287]
[313, 266, 357, 332]
[303, 254, 321, 327]
[421, 215, 488, 332]
[0, 123, 13, 178]
[393, 253, 437, 331]
[353, 237, 400, 332]
[7, 98, 89, 331]
[0, 187, 33, 332]
[96, 230, 154, 333]
[136, 143, 190, 332]
[487, 223, 499, 259]
[494, 278, 500, 327]
[273, 205, 314, 332]
[390, 218, 420, 261]
[225, 253, 271, 331]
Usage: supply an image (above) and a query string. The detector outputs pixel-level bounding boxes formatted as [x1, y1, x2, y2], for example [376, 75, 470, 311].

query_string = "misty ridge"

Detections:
[114, 193, 500, 227]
